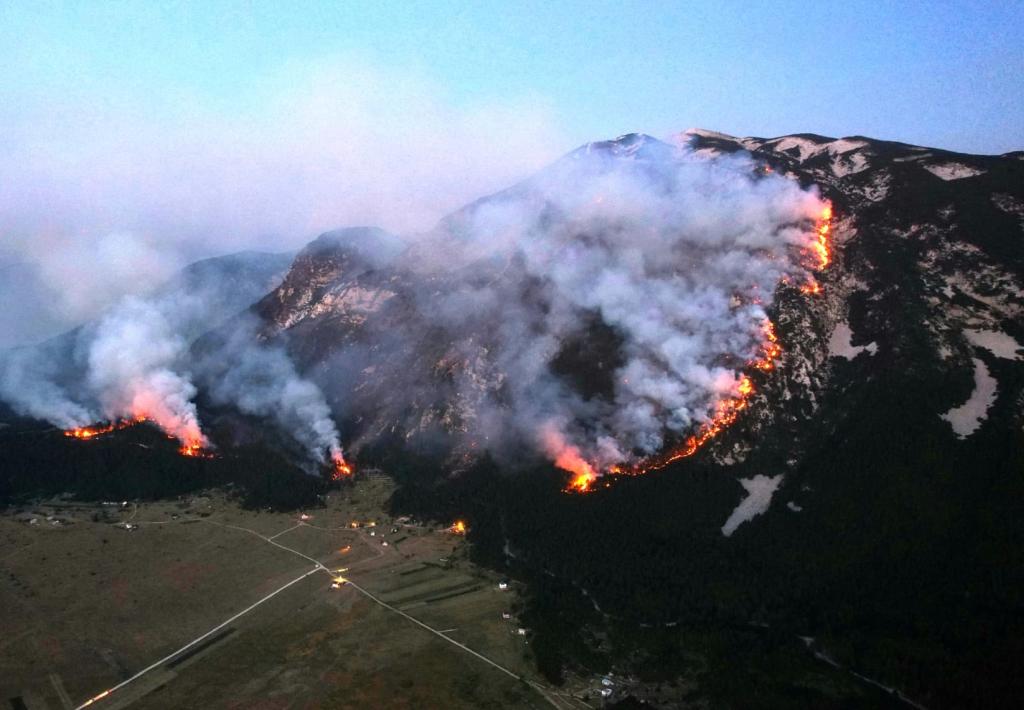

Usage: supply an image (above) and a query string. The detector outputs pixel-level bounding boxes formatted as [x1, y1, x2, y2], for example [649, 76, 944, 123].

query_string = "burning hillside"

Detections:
[63, 416, 146, 440]
[554, 199, 834, 493]
[62, 414, 217, 459]
[564, 204, 835, 491]
[6, 134, 832, 494]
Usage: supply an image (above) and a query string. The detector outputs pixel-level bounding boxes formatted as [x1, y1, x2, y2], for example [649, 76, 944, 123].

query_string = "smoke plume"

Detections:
[197, 318, 347, 467]
[86, 296, 207, 447]
[366, 135, 827, 476]
[1, 128, 825, 485]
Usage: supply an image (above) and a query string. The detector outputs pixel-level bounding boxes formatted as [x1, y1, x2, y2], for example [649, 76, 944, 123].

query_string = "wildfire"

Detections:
[612, 371, 759, 478]
[799, 278, 822, 296]
[800, 204, 832, 294]
[557, 447, 598, 493]
[811, 204, 832, 269]
[450, 520, 468, 534]
[178, 439, 214, 458]
[561, 200, 834, 491]
[752, 320, 781, 371]
[65, 414, 214, 458]
[63, 416, 146, 440]
[331, 453, 353, 480]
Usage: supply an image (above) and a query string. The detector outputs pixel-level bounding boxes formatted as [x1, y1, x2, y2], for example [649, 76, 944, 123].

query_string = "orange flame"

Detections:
[64, 416, 147, 440]
[331, 452, 353, 480]
[65, 414, 213, 458]
[614, 370, 761, 478]
[559, 200, 833, 492]
[799, 278, 822, 296]
[178, 439, 214, 458]
[450, 520, 468, 534]
[541, 423, 599, 492]
[799, 204, 832, 295]
[555, 446, 598, 493]
[811, 204, 832, 270]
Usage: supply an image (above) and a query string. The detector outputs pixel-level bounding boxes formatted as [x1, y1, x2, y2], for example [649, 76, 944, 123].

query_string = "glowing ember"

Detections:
[799, 278, 822, 295]
[81, 689, 112, 707]
[450, 520, 468, 534]
[178, 439, 214, 458]
[330, 453, 353, 480]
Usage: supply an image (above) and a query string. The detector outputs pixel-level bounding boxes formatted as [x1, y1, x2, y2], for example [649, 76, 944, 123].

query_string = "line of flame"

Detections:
[331, 453, 354, 480]
[563, 202, 833, 492]
[64, 415, 216, 459]
[63, 416, 148, 440]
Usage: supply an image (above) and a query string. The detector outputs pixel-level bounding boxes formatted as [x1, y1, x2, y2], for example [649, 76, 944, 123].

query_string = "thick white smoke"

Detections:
[199, 319, 347, 466]
[0, 260, 347, 467]
[410, 137, 826, 470]
[1, 132, 824, 483]
[0, 348, 95, 429]
[86, 296, 206, 446]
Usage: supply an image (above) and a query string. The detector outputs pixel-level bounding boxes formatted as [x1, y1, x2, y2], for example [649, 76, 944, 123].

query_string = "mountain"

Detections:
[0, 249, 307, 506]
[3, 129, 1022, 707]
[248, 130, 1024, 708]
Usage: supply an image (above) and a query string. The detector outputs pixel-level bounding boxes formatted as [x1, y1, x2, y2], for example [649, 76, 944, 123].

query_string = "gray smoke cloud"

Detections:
[0, 128, 825, 483]
[85, 296, 206, 446]
[0, 347, 95, 429]
[0, 56, 559, 471]
[197, 317, 347, 466]
[0, 59, 565, 347]
[0, 252, 346, 466]
[380, 136, 826, 473]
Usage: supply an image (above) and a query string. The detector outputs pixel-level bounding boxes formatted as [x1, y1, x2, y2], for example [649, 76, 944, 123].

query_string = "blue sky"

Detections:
[3, 1, 1022, 154]
[0, 1, 1021, 344]
[2, 0, 1023, 279]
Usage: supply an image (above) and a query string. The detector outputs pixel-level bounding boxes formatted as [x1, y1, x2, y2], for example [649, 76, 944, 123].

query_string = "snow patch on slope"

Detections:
[722, 475, 783, 537]
[828, 321, 876, 358]
[965, 329, 1023, 360]
[831, 152, 870, 177]
[766, 137, 827, 161]
[940, 358, 997, 437]
[828, 139, 869, 155]
[924, 163, 985, 181]
[681, 127, 737, 141]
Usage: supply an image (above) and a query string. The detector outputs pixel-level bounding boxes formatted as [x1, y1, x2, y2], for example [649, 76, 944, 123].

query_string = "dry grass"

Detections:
[0, 479, 555, 710]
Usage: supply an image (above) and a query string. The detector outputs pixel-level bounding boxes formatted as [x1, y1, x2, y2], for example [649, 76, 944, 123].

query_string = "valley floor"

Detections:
[0, 476, 595, 709]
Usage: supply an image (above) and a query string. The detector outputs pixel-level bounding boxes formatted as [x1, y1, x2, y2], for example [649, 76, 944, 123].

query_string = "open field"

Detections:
[0, 476, 588, 709]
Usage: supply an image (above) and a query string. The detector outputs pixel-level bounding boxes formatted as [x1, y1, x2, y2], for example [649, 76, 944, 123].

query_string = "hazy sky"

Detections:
[3, 1, 1020, 154]
[1, 1, 1022, 345]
